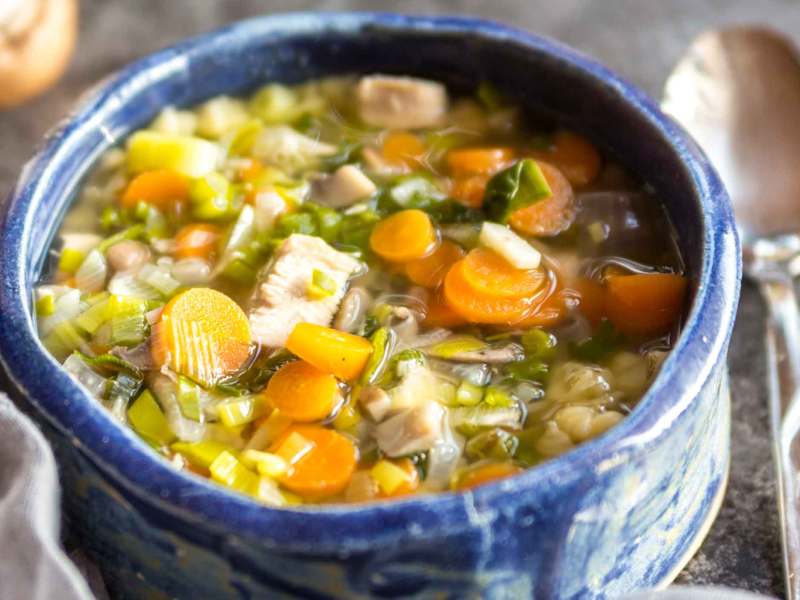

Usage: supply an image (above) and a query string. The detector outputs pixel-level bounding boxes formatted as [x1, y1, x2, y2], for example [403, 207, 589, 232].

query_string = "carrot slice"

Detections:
[423, 290, 468, 328]
[382, 132, 426, 169]
[513, 288, 571, 328]
[461, 247, 546, 299]
[571, 277, 607, 325]
[270, 425, 358, 499]
[443, 260, 535, 325]
[151, 288, 251, 386]
[450, 175, 489, 208]
[529, 131, 601, 187]
[265, 360, 342, 422]
[286, 323, 373, 382]
[605, 273, 687, 337]
[405, 240, 465, 288]
[369, 209, 438, 263]
[455, 462, 522, 490]
[120, 169, 189, 210]
[173, 223, 221, 261]
[508, 162, 575, 237]
[446, 147, 515, 176]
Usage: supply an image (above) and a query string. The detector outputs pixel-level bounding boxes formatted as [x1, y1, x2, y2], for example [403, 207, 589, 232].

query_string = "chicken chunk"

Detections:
[356, 75, 448, 129]
[249, 234, 361, 347]
[311, 165, 377, 208]
[375, 402, 445, 457]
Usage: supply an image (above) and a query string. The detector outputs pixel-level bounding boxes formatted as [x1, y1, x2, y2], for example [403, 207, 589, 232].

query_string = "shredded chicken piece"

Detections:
[356, 75, 448, 129]
[249, 234, 361, 347]
[374, 402, 445, 457]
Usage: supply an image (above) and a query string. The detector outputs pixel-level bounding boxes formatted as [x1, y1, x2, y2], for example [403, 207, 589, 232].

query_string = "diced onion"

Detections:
[479, 222, 541, 269]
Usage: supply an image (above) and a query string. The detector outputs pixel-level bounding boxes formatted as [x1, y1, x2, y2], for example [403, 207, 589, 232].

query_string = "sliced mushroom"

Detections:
[358, 385, 392, 422]
[333, 286, 371, 333]
[374, 401, 445, 457]
[311, 165, 376, 208]
[356, 75, 448, 129]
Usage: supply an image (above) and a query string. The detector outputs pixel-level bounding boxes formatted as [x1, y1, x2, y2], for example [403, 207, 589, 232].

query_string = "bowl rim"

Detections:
[0, 11, 740, 550]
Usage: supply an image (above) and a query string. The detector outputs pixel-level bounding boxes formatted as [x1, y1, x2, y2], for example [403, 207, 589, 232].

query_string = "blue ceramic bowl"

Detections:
[0, 12, 740, 600]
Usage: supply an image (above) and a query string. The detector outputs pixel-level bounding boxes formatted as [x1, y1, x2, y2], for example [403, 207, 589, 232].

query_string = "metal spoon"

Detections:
[663, 27, 800, 599]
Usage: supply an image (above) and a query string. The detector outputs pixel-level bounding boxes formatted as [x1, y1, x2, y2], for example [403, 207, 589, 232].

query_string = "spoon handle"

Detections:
[760, 273, 800, 600]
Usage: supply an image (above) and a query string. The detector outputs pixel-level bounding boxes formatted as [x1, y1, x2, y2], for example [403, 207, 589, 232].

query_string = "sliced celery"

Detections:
[43, 321, 86, 362]
[209, 450, 258, 493]
[189, 172, 233, 221]
[137, 264, 181, 297]
[307, 268, 337, 300]
[273, 431, 315, 466]
[427, 336, 487, 359]
[218, 395, 268, 428]
[75, 296, 111, 334]
[127, 389, 175, 446]
[127, 130, 222, 178]
[110, 313, 147, 347]
[177, 376, 202, 421]
[171, 440, 232, 470]
[239, 449, 288, 478]
[74, 250, 108, 294]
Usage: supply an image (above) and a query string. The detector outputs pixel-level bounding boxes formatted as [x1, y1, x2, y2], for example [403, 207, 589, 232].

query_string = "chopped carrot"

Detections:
[120, 169, 189, 210]
[443, 260, 535, 325]
[528, 131, 601, 187]
[508, 162, 575, 237]
[369, 209, 438, 263]
[269, 425, 358, 499]
[455, 462, 522, 490]
[514, 289, 571, 328]
[450, 175, 488, 208]
[423, 290, 468, 328]
[378, 458, 420, 498]
[460, 247, 546, 299]
[237, 158, 264, 183]
[382, 132, 426, 170]
[265, 360, 342, 422]
[446, 147, 515, 176]
[286, 323, 373, 382]
[151, 288, 252, 386]
[605, 273, 688, 337]
[173, 223, 221, 261]
[571, 277, 607, 325]
[405, 240, 465, 288]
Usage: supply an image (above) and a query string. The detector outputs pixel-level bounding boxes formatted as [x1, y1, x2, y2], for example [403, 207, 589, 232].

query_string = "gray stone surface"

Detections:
[0, 0, 791, 596]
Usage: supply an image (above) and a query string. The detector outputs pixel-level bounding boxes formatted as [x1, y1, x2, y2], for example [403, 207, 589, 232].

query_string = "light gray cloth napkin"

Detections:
[0, 393, 96, 600]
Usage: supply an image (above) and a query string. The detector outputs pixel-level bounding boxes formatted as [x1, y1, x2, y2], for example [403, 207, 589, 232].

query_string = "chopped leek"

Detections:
[360, 327, 396, 386]
[76, 351, 142, 378]
[227, 119, 264, 156]
[371, 460, 410, 495]
[484, 386, 514, 408]
[273, 431, 315, 466]
[276, 212, 317, 237]
[465, 428, 519, 460]
[456, 381, 484, 406]
[177, 376, 202, 421]
[427, 336, 487, 359]
[74, 250, 108, 293]
[110, 313, 147, 347]
[209, 450, 258, 493]
[137, 264, 181, 297]
[62, 353, 109, 398]
[75, 296, 110, 334]
[189, 172, 233, 221]
[127, 130, 222, 178]
[171, 440, 232, 470]
[43, 321, 86, 361]
[239, 449, 288, 478]
[520, 328, 557, 359]
[307, 268, 337, 300]
[127, 389, 175, 446]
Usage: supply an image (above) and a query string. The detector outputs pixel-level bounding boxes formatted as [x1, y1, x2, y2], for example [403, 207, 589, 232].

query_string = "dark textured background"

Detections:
[0, 1, 791, 596]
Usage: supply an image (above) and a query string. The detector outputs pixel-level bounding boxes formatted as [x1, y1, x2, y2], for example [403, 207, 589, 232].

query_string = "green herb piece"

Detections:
[127, 389, 175, 446]
[506, 358, 549, 383]
[570, 319, 625, 362]
[520, 328, 557, 359]
[484, 159, 552, 223]
[76, 352, 142, 378]
[307, 269, 338, 299]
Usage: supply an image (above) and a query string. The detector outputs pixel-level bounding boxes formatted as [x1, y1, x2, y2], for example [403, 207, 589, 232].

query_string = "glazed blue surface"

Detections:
[0, 12, 740, 599]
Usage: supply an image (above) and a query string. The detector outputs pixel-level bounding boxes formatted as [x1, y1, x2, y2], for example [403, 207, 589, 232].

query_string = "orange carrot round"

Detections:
[286, 323, 373, 382]
[265, 360, 342, 422]
[369, 209, 438, 263]
[423, 290, 468, 328]
[270, 425, 358, 499]
[173, 223, 221, 261]
[455, 462, 522, 490]
[120, 169, 189, 210]
[443, 260, 535, 324]
[152, 288, 251, 386]
[508, 162, 575, 237]
[529, 131, 601, 187]
[449, 175, 489, 208]
[460, 247, 546, 299]
[382, 132, 426, 169]
[446, 147, 515, 176]
[571, 277, 607, 325]
[404, 240, 465, 288]
[605, 273, 687, 337]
